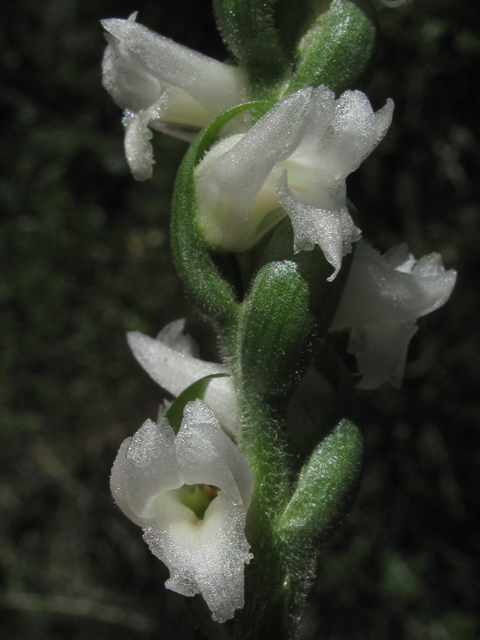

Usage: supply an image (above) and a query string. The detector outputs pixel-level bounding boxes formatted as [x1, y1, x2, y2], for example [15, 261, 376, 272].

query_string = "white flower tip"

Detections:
[383, 98, 395, 123]
[123, 111, 155, 180]
[100, 18, 124, 37]
[101, 16, 137, 38]
[155, 319, 200, 357]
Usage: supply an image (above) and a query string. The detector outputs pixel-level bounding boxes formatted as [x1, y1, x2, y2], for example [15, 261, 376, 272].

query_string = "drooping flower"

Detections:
[195, 86, 393, 280]
[127, 319, 239, 438]
[101, 13, 247, 180]
[330, 240, 457, 389]
[111, 399, 254, 622]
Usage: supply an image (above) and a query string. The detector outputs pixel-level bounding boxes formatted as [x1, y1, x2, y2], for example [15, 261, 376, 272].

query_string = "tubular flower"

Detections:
[101, 13, 247, 180]
[195, 86, 393, 280]
[111, 399, 254, 622]
[330, 240, 457, 389]
[127, 319, 239, 439]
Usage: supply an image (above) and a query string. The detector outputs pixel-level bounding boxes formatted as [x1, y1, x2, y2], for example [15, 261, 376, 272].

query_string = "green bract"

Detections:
[213, 0, 378, 99]
[165, 373, 231, 434]
[213, 0, 290, 92]
[288, 0, 379, 95]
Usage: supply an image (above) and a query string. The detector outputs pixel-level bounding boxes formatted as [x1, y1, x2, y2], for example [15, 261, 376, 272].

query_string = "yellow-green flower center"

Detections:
[175, 484, 220, 520]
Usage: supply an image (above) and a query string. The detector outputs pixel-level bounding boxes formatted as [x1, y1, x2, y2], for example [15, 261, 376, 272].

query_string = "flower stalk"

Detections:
[101, 1, 456, 638]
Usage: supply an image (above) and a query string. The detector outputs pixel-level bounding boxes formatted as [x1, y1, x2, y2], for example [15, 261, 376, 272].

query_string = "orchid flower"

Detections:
[111, 399, 254, 622]
[101, 13, 247, 180]
[330, 240, 457, 389]
[127, 319, 239, 439]
[195, 86, 393, 280]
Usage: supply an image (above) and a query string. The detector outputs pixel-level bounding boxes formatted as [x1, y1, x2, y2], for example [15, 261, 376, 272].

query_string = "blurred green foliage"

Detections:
[0, 1, 479, 639]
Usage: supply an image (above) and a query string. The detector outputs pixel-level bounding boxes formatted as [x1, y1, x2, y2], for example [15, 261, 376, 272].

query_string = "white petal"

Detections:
[123, 110, 156, 180]
[288, 85, 337, 162]
[317, 92, 394, 178]
[176, 400, 254, 508]
[330, 241, 457, 330]
[414, 252, 449, 278]
[143, 490, 252, 622]
[203, 377, 240, 440]
[101, 18, 246, 117]
[196, 89, 313, 251]
[111, 419, 182, 522]
[275, 171, 361, 280]
[156, 319, 200, 358]
[384, 243, 416, 271]
[127, 331, 227, 392]
[110, 438, 144, 526]
[148, 85, 212, 129]
[348, 321, 418, 389]
[102, 30, 161, 113]
[127, 330, 240, 437]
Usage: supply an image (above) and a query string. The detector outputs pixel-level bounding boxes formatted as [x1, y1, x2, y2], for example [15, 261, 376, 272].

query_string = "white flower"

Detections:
[330, 240, 457, 389]
[111, 399, 254, 622]
[102, 13, 247, 180]
[127, 319, 239, 439]
[195, 86, 393, 280]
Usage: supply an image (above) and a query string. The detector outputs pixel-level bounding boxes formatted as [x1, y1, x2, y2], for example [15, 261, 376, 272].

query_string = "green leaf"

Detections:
[165, 373, 230, 434]
[287, 0, 379, 96]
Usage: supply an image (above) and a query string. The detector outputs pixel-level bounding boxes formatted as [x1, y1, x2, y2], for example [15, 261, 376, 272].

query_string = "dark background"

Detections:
[1, 1, 479, 638]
